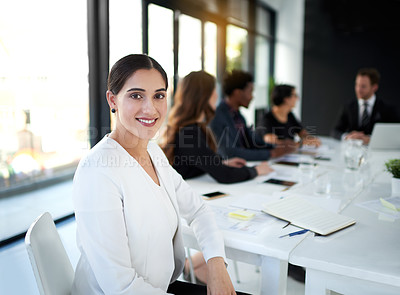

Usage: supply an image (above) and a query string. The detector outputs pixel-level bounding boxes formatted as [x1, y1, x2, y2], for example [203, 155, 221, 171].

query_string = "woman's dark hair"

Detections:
[107, 54, 168, 95]
[223, 70, 253, 96]
[161, 71, 217, 164]
[271, 84, 295, 106]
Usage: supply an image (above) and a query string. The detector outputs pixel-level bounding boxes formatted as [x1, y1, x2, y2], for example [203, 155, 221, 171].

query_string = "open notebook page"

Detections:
[262, 196, 356, 236]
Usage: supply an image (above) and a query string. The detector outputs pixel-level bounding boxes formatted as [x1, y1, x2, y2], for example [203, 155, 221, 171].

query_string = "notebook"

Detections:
[369, 123, 400, 150]
[262, 196, 356, 236]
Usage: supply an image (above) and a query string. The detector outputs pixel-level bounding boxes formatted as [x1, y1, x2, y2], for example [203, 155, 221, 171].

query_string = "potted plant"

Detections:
[385, 159, 400, 196]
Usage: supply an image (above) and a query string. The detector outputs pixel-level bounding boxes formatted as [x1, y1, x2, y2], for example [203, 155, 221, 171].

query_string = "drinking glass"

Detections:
[298, 156, 315, 183]
[315, 173, 331, 195]
[344, 139, 364, 170]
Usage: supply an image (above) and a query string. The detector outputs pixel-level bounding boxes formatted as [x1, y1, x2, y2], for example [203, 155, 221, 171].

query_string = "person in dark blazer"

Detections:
[332, 68, 399, 144]
[209, 70, 295, 161]
[257, 84, 321, 147]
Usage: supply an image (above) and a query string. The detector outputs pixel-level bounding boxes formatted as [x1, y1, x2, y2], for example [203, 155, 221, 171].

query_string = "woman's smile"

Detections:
[136, 117, 158, 127]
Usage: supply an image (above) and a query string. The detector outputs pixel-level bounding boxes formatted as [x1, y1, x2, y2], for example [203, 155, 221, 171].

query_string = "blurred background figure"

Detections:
[210, 70, 295, 161]
[162, 70, 273, 184]
[257, 84, 321, 147]
[331, 68, 399, 145]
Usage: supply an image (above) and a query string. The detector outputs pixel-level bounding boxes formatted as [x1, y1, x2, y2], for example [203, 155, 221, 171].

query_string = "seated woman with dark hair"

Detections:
[161, 70, 273, 184]
[258, 84, 321, 147]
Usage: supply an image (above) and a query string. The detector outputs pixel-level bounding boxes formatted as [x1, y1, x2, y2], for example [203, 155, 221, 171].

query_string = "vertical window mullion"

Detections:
[142, 0, 149, 54]
[217, 24, 226, 99]
[87, 0, 110, 147]
[173, 10, 180, 98]
[201, 21, 205, 71]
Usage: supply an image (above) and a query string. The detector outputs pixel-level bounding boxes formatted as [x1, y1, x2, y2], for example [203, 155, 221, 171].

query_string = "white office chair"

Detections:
[25, 212, 74, 295]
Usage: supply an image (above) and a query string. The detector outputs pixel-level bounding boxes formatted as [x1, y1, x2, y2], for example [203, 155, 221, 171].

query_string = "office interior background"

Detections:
[1, 0, 400, 292]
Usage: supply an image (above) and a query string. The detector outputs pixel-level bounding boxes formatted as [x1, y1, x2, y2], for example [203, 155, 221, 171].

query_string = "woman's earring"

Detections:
[111, 108, 116, 113]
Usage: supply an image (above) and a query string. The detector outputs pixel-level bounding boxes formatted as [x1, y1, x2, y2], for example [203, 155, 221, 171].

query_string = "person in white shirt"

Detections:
[332, 68, 398, 145]
[72, 54, 237, 295]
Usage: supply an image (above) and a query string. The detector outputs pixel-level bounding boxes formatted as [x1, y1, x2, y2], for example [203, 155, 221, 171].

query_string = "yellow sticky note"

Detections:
[380, 198, 400, 211]
[228, 210, 255, 220]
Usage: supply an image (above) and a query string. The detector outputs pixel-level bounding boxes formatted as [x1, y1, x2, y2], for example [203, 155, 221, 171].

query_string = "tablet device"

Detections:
[369, 123, 400, 150]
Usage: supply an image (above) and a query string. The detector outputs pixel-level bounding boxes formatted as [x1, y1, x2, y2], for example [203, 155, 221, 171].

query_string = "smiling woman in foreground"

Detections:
[72, 54, 236, 294]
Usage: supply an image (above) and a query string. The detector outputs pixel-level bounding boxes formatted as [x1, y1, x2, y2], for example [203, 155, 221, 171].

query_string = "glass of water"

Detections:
[344, 139, 364, 170]
[298, 155, 315, 183]
[315, 173, 331, 195]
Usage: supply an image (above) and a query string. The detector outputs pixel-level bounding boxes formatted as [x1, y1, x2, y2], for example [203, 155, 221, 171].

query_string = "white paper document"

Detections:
[356, 197, 400, 219]
[209, 204, 276, 235]
[262, 196, 356, 235]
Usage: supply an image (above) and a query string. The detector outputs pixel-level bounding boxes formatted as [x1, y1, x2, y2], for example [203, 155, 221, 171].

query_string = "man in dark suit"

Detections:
[332, 68, 398, 144]
[209, 70, 294, 161]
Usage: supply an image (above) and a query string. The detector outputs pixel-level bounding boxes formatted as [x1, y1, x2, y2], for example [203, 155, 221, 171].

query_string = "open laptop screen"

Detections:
[369, 123, 400, 149]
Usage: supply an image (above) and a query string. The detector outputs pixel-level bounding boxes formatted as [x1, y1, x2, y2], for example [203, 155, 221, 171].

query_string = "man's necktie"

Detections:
[361, 102, 370, 129]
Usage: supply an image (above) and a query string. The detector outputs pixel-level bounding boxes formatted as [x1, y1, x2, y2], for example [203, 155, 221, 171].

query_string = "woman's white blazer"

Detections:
[72, 136, 226, 294]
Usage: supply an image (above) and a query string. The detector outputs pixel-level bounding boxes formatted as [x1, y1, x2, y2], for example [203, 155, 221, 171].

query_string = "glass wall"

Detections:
[109, 0, 142, 130]
[204, 21, 218, 77]
[109, 0, 142, 66]
[148, 4, 175, 140]
[254, 4, 274, 112]
[0, 0, 88, 193]
[254, 36, 270, 109]
[178, 14, 202, 78]
[226, 24, 248, 71]
[148, 4, 174, 102]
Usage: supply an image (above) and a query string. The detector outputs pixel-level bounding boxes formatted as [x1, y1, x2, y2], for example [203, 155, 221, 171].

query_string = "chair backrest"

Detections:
[25, 212, 74, 295]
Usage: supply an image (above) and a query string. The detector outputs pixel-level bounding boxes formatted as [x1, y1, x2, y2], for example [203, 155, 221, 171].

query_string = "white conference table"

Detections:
[289, 149, 400, 295]
[183, 137, 374, 295]
[184, 172, 305, 295]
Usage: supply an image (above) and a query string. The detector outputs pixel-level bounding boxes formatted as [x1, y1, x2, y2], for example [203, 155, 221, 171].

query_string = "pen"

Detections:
[279, 229, 309, 238]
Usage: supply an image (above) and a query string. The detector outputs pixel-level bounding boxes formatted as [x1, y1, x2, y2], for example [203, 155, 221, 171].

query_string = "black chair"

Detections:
[168, 280, 252, 295]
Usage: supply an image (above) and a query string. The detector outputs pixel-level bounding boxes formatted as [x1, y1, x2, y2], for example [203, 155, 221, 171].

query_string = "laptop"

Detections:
[369, 123, 400, 150]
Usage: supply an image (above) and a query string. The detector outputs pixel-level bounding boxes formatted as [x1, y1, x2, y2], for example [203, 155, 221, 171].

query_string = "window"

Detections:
[109, 0, 142, 130]
[256, 6, 271, 37]
[254, 36, 270, 109]
[148, 4, 174, 101]
[109, 0, 142, 66]
[178, 14, 202, 78]
[0, 0, 88, 194]
[254, 5, 274, 112]
[204, 21, 217, 77]
[226, 24, 248, 71]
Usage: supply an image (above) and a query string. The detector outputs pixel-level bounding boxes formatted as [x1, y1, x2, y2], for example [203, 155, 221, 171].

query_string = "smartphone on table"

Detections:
[202, 191, 228, 200]
[263, 178, 297, 187]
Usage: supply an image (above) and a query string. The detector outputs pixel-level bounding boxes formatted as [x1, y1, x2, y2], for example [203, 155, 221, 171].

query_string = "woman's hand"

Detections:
[222, 157, 247, 168]
[263, 133, 279, 144]
[345, 131, 370, 145]
[206, 257, 236, 295]
[302, 136, 321, 147]
[270, 139, 297, 158]
[255, 162, 274, 176]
